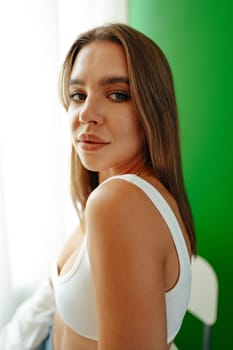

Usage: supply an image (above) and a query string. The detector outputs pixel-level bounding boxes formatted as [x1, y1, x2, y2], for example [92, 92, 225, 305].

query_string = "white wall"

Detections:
[0, 0, 65, 306]
[0, 0, 128, 327]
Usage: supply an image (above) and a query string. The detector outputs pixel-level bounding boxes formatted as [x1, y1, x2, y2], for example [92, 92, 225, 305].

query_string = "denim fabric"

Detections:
[37, 325, 53, 350]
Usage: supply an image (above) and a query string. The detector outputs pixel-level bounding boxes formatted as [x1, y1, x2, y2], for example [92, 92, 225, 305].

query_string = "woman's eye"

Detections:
[109, 92, 130, 102]
[70, 92, 86, 101]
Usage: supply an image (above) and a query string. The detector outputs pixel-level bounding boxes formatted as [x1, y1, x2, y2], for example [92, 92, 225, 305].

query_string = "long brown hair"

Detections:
[59, 23, 196, 255]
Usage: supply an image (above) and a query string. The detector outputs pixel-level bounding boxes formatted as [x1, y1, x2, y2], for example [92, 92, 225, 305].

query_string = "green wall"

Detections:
[129, 1, 233, 349]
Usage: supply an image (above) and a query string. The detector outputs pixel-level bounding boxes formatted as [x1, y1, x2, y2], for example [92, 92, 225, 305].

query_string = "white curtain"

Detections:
[0, 0, 128, 328]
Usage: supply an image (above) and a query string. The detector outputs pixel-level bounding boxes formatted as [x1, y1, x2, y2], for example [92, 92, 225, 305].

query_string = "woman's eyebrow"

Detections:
[68, 76, 129, 87]
[68, 79, 84, 87]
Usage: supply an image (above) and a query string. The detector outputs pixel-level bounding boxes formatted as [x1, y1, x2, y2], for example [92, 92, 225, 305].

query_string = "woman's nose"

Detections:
[78, 97, 104, 126]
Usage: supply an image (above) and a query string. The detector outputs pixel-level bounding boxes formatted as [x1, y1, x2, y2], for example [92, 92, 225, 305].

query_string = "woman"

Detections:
[46, 23, 196, 350]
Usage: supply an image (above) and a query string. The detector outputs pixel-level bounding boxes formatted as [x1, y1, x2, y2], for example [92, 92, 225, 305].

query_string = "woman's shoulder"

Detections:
[85, 174, 170, 251]
[86, 173, 175, 214]
[86, 174, 152, 215]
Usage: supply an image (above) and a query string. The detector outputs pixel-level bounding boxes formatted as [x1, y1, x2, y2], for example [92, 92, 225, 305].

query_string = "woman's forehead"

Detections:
[70, 41, 128, 82]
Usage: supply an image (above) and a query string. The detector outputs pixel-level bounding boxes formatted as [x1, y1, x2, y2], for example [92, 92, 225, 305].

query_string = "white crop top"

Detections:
[52, 174, 192, 344]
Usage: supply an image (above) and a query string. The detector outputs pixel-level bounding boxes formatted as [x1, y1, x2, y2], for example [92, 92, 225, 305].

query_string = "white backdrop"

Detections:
[0, 0, 128, 328]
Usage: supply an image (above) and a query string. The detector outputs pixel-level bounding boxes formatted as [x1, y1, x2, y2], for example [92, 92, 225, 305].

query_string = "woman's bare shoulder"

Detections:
[87, 176, 152, 212]
[86, 176, 169, 256]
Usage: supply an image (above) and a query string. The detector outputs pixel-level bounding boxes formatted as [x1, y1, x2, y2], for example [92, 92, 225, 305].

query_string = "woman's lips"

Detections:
[78, 140, 109, 151]
[77, 134, 110, 151]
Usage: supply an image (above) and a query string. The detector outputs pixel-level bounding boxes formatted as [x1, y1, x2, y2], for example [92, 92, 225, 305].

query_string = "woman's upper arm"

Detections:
[86, 180, 168, 350]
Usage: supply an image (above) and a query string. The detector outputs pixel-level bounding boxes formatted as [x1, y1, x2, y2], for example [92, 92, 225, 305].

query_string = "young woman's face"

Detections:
[68, 41, 145, 180]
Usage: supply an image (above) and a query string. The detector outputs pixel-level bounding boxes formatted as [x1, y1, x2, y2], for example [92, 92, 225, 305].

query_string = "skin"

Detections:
[67, 41, 145, 181]
[52, 41, 192, 350]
